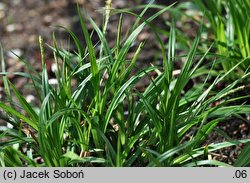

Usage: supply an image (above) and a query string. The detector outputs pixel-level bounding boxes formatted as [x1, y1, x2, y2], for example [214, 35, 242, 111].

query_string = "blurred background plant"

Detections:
[180, 0, 250, 80]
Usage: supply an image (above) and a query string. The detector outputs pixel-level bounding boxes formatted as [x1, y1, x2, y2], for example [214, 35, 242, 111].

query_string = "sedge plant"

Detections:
[0, 1, 250, 167]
